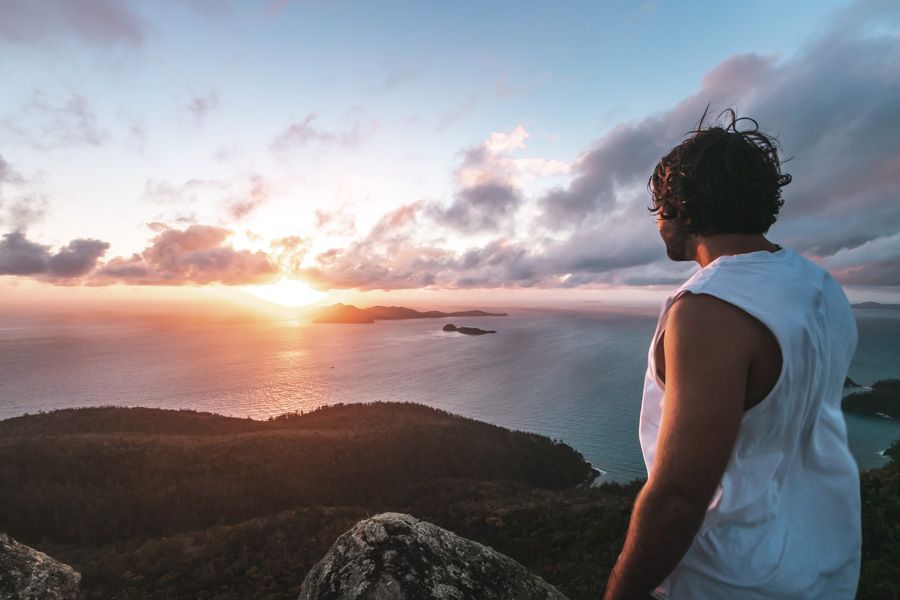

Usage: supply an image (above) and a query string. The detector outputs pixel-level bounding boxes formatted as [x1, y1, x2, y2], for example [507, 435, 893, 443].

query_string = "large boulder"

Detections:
[0, 533, 80, 600]
[299, 512, 568, 600]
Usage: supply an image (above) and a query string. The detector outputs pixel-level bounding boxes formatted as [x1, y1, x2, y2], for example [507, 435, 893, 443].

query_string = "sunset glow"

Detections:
[1, 4, 899, 598]
[0, 1, 898, 310]
[244, 278, 329, 308]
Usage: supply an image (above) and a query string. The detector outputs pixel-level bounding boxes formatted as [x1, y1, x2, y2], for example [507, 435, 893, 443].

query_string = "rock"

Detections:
[844, 376, 861, 388]
[298, 512, 569, 600]
[0, 532, 80, 600]
[442, 324, 458, 332]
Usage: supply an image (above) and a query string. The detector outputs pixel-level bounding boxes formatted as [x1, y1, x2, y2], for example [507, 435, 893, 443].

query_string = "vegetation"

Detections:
[308, 303, 507, 324]
[842, 378, 900, 419]
[858, 438, 900, 600]
[0, 403, 896, 599]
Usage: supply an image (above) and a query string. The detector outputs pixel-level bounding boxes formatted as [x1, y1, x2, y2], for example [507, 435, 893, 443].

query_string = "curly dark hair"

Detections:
[648, 107, 791, 235]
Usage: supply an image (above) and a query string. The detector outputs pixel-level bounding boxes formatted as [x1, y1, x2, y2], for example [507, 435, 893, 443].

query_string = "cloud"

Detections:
[293, 121, 656, 291]
[430, 125, 568, 234]
[226, 175, 270, 220]
[271, 235, 311, 273]
[270, 113, 372, 153]
[0, 0, 144, 47]
[89, 0, 885, 293]
[535, 121, 670, 231]
[144, 179, 228, 206]
[367, 201, 424, 242]
[685, 0, 900, 284]
[93, 224, 278, 285]
[144, 175, 273, 223]
[0, 154, 25, 188]
[5, 1, 898, 292]
[523, 0, 900, 286]
[830, 258, 900, 287]
[0, 231, 49, 275]
[47, 238, 111, 277]
[435, 182, 522, 233]
[295, 202, 452, 290]
[820, 231, 900, 286]
[186, 91, 220, 124]
[292, 200, 574, 291]
[0, 154, 48, 230]
[313, 209, 357, 237]
[1, 92, 107, 150]
[294, 0, 900, 291]
[2, 195, 47, 230]
[454, 125, 569, 189]
[0, 230, 109, 278]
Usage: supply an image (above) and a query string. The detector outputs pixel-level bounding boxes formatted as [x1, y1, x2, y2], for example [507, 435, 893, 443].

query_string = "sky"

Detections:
[1, 0, 899, 314]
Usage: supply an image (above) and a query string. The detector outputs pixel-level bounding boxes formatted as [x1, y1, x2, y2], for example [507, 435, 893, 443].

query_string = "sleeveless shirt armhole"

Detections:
[667, 288, 789, 417]
[649, 288, 696, 391]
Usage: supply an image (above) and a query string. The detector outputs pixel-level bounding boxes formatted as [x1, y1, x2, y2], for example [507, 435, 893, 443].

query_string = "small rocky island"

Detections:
[442, 323, 497, 335]
[310, 303, 507, 324]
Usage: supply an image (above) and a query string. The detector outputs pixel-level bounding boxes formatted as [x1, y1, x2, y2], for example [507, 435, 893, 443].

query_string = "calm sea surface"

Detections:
[1, 307, 898, 482]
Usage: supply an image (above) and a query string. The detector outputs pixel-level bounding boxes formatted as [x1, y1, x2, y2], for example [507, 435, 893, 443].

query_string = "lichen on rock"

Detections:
[299, 512, 568, 600]
[0, 532, 80, 600]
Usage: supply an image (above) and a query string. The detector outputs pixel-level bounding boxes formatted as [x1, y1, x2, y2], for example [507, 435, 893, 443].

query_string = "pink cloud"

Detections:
[93, 225, 278, 286]
[0, 231, 109, 279]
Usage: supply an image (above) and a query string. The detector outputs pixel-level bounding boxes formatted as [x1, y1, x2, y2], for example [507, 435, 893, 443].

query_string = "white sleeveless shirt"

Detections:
[639, 246, 861, 599]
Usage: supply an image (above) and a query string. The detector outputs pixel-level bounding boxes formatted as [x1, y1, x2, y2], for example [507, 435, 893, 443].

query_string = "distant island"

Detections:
[842, 379, 900, 419]
[442, 323, 497, 335]
[310, 303, 508, 324]
[852, 301, 900, 310]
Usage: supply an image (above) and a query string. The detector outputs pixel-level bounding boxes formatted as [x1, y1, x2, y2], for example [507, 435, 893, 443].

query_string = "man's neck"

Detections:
[691, 234, 781, 268]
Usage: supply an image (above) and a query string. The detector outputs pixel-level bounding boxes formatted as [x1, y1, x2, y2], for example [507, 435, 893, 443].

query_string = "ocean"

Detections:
[1, 306, 898, 482]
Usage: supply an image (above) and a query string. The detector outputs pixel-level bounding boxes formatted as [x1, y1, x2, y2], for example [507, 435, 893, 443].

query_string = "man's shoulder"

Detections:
[669, 291, 763, 330]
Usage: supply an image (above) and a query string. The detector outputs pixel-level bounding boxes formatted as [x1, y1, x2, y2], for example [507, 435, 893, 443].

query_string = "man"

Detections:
[603, 110, 861, 599]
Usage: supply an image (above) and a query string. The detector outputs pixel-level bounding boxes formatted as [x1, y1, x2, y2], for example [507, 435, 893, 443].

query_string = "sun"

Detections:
[244, 277, 329, 308]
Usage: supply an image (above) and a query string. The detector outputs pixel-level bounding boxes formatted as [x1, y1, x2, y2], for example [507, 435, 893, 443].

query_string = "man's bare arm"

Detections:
[603, 293, 758, 599]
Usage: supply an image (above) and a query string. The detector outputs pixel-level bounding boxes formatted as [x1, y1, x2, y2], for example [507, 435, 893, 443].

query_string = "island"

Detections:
[842, 379, 900, 419]
[852, 301, 900, 310]
[443, 323, 497, 335]
[309, 303, 507, 324]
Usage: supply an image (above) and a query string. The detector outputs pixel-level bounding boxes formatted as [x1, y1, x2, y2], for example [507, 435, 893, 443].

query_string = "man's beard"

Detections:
[661, 220, 693, 262]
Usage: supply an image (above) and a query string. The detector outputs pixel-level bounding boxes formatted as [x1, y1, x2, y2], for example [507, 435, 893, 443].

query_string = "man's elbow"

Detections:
[640, 483, 710, 530]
